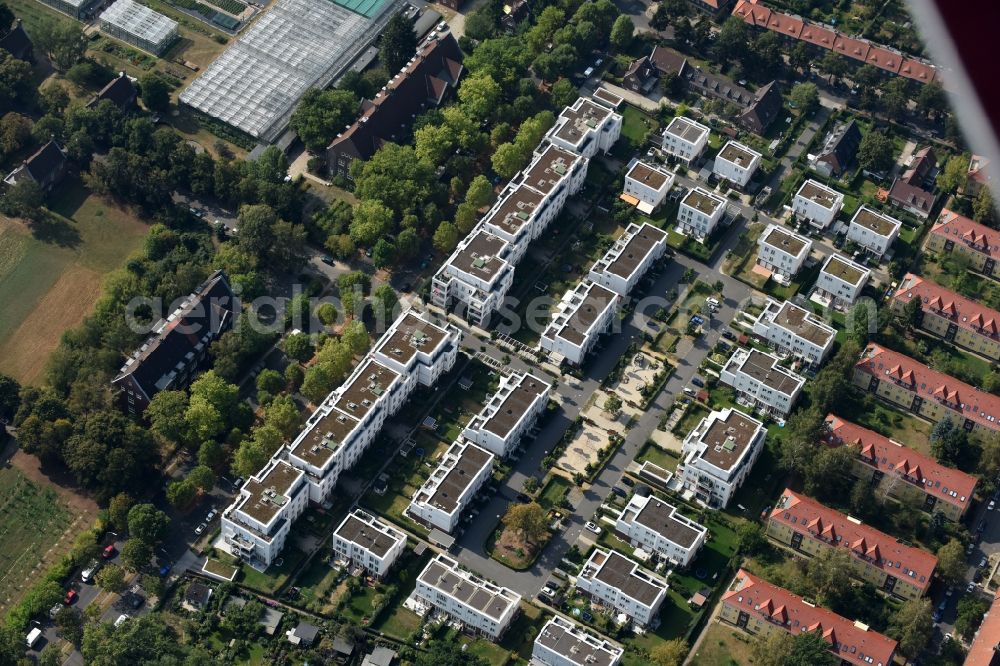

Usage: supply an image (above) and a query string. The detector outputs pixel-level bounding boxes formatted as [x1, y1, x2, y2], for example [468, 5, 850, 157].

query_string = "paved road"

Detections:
[762, 106, 830, 208]
[449, 226, 751, 597]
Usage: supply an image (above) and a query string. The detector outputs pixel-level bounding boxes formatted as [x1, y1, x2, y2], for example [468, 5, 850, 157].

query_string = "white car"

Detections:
[584, 521, 602, 535]
[114, 614, 130, 628]
[990, 500, 996, 511]
[206, 508, 218, 521]
[194, 523, 207, 535]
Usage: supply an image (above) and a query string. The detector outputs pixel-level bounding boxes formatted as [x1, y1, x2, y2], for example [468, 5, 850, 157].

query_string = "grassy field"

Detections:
[687, 621, 753, 666]
[0, 178, 148, 383]
[0, 468, 74, 616]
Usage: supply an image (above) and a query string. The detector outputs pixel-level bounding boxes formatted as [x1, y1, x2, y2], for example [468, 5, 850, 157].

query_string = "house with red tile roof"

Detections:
[892, 273, 1000, 362]
[888, 146, 938, 219]
[853, 343, 1000, 436]
[967, 155, 992, 198]
[926, 209, 1000, 279]
[767, 488, 937, 599]
[965, 589, 1000, 666]
[720, 569, 898, 666]
[824, 414, 976, 521]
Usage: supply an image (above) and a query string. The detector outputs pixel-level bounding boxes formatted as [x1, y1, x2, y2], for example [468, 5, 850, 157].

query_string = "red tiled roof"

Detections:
[770, 489, 937, 593]
[824, 414, 977, 510]
[766, 12, 802, 37]
[895, 272, 1000, 343]
[799, 24, 836, 48]
[899, 58, 937, 83]
[722, 569, 898, 666]
[856, 343, 1000, 432]
[931, 208, 1000, 258]
[965, 589, 1000, 666]
[732, 0, 770, 26]
[866, 46, 903, 74]
[832, 34, 870, 60]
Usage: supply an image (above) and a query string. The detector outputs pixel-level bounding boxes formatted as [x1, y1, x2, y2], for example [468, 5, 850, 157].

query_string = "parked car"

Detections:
[102, 544, 116, 559]
[81, 560, 101, 583]
[990, 500, 996, 511]
[194, 523, 207, 535]
[320, 255, 335, 266]
[206, 508, 218, 521]
[516, 494, 530, 504]
[980, 556, 989, 569]
[621, 477, 635, 487]
[611, 486, 627, 498]
[114, 614, 130, 628]
[584, 522, 601, 535]
[683, 387, 696, 396]
[968, 581, 978, 594]
[64, 589, 78, 605]
[691, 377, 705, 388]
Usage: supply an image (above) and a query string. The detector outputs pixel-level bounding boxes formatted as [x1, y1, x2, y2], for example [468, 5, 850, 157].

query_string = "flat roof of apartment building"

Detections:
[334, 510, 405, 558]
[447, 230, 509, 282]
[483, 184, 543, 236]
[290, 403, 360, 469]
[535, 617, 623, 666]
[419, 555, 519, 620]
[761, 224, 809, 257]
[592, 87, 623, 108]
[551, 282, 617, 346]
[796, 179, 843, 209]
[688, 408, 764, 473]
[682, 187, 725, 215]
[600, 223, 667, 279]
[374, 311, 451, 367]
[333, 359, 399, 420]
[415, 441, 493, 514]
[851, 206, 902, 237]
[768, 300, 835, 347]
[552, 98, 615, 148]
[626, 160, 671, 190]
[730, 348, 805, 396]
[478, 373, 549, 438]
[717, 141, 760, 167]
[822, 254, 869, 286]
[522, 145, 580, 196]
[236, 459, 303, 526]
[664, 116, 709, 144]
[584, 549, 666, 607]
[627, 495, 705, 548]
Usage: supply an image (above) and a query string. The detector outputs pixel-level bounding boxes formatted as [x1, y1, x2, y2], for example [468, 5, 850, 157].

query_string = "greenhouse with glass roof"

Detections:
[99, 0, 179, 55]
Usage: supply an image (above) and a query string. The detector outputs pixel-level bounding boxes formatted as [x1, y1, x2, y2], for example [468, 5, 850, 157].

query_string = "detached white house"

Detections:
[677, 408, 766, 509]
[575, 549, 668, 627]
[622, 159, 674, 213]
[678, 187, 726, 242]
[615, 494, 707, 567]
[719, 348, 805, 418]
[814, 254, 871, 309]
[588, 222, 668, 297]
[531, 616, 623, 666]
[661, 116, 710, 163]
[847, 206, 902, 260]
[792, 179, 844, 229]
[413, 554, 521, 639]
[461, 371, 550, 458]
[756, 224, 812, 285]
[540, 281, 618, 366]
[752, 298, 836, 368]
[407, 439, 494, 533]
[332, 509, 406, 579]
[713, 141, 761, 188]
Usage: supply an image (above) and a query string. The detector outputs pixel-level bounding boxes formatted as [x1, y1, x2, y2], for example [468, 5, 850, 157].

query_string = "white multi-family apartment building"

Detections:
[540, 281, 618, 366]
[462, 372, 551, 458]
[713, 141, 761, 188]
[546, 96, 622, 159]
[814, 253, 871, 309]
[221, 458, 309, 567]
[678, 187, 726, 242]
[480, 183, 548, 264]
[661, 116, 710, 163]
[847, 206, 902, 260]
[285, 312, 459, 503]
[431, 227, 514, 326]
[531, 616, 623, 666]
[575, 549, 668, 627]
[792, 179, 844, 229]
[413, 554, 521, 639]
[756, 224, 812, 285]
[719, 348, 806, 418]
[622, 159, 674, 213]
[407, 439, 495, 533]
[587, 222, 668, 297]
[615, 495, 707, 567]
[677, 408, 766, 509]
[751, 298, 835, 368]
[331, 509, 407, 579]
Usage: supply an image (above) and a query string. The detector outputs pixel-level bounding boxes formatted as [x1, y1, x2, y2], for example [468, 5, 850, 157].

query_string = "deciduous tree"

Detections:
[290, 88, 358, 152]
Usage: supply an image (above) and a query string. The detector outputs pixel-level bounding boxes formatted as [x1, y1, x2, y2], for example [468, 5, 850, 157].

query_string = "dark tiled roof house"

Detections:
[0, 20, 33, 61]
[3, 141, 68, 192]
[112, 270, 236, 415]
[815, 120, 862, 177]
[87, 72, 139, 112]
[326, 33, 464, 179]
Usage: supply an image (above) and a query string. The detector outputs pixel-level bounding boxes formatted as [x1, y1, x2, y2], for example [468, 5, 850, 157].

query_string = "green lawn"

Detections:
[636, 441, 679, 471]
[687, 621, 755, 665]
[538, 475, 573, 510]
[673, 404, 710, 436]
[294, 555, 342, 614]
[846, 399, 932, 455]
[620, 104, 660, 146]
[239, 546, 307, 594]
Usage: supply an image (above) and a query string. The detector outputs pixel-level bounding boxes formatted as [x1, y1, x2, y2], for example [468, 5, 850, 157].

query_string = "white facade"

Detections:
[814, 254, 871, 309]
[221, 458, 309, 567]
[719, 348, 805, 418]
[615, 495, 707, 567]
[462, 372, 551, 458]
[332, 509, 406, 578]
[677, 408, 766, 509]
[792, 179, 844, 229]
[751, 299, 835, 368]
[678, 187, 726, 242]
[546, 96, 622, 159]
[623, 159, 674, 211]
[847, 206, 902, 259]
[661, 116, 709, 163]
[413, 554, 521, 639]
[713, 141, 761, 188]
[575, 549, 668, 627]
[407, 439, 494, 533]
[540, 281, 618, 365]
[587, 222, 668, 297]
[531, 616, 623, 666]
[756, 224, 812, 285]
[431, 227, 514, 326]
[480, 183, 550, 264]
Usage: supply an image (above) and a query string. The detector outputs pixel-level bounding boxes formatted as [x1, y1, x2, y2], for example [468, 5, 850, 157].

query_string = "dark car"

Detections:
[611, 486, 627, 498]
[516, 494, 530, 504]
[320, 255, 335, 266]
[621, 477, 635, 487]
[691, 377, 705, 388]
[722, 330, 736, 341]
